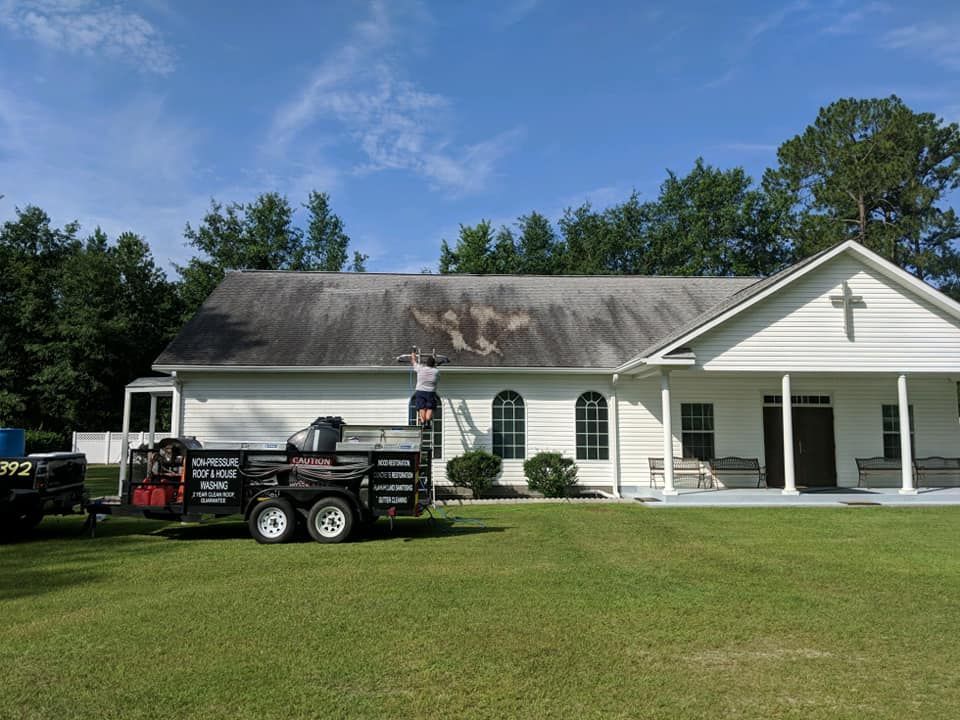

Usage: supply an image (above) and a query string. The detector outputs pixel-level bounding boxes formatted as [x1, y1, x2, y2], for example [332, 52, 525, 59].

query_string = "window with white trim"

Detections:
[882, 404, 914, 460]
[492, 391, 525, 459]
[681, 403, 714, 460]
[408, 396, 442, 459]
[576, 392, 609, 460]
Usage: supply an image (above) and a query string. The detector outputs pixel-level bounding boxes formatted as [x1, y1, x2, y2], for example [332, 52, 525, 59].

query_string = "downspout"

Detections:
[610, 373, 622, 497]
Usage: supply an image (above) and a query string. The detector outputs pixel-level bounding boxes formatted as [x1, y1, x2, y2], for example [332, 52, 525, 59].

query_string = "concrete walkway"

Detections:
[627, 486, 960, 507]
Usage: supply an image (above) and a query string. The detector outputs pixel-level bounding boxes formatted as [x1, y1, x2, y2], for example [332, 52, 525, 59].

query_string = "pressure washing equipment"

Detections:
[87, 415, 433, 544]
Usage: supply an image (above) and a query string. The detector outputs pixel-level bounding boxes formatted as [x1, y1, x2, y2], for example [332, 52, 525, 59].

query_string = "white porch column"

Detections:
[609, 373, 621, 497]
[148, 394, 158, 448]
[118, 388, 132, 496]
[781, 374, 799, 495]
[171, 375, 182, 438]
[898, 374, 917, 495]
[661, 370, 677, 495]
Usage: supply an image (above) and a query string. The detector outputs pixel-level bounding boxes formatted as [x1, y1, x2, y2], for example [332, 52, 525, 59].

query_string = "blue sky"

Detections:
[1, 0, 958, 274]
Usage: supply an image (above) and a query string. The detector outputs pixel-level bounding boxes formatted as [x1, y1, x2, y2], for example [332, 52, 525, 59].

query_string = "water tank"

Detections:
[0, 428, 26, 456]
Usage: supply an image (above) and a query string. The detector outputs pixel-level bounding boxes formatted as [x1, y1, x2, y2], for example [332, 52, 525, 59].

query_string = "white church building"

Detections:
[136, 240, 960, 496]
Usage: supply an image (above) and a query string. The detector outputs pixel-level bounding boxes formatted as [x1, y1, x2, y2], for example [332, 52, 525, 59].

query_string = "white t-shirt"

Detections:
[414, 363, 439, 392]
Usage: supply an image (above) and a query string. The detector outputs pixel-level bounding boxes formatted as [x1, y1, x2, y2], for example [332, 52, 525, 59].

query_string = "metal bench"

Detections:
[649, 457, 705, 489]
[855, 457, 904, 487]
[914, 456, 960, 487]
[707, 456, 765, 488]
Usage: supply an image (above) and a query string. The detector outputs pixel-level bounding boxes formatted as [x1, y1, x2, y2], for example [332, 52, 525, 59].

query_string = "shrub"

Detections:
[446, 449, 502, 498]
[25, 430, 67, 454]
[524, 451, 578, 498]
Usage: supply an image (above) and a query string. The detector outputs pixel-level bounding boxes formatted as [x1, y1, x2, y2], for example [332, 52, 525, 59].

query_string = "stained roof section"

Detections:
[154, 272, 760, 369]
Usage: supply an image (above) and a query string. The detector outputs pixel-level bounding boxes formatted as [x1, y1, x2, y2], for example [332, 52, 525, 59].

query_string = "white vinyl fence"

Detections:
[72, 432, 156, 464]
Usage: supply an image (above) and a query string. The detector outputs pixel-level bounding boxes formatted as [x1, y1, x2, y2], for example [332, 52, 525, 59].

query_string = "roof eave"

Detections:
[152, 363, 618, 375]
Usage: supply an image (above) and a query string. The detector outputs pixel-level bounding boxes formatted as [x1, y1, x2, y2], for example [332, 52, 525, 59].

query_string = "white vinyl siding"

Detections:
[692, 254, 960, 373]
[179, 371, 615, 490]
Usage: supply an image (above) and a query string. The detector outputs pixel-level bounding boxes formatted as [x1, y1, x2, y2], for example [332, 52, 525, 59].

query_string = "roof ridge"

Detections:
[230, 269, 763, 280]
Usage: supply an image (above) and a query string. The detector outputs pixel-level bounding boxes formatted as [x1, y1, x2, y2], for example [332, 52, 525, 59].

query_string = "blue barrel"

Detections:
[0, 428, 26, 456]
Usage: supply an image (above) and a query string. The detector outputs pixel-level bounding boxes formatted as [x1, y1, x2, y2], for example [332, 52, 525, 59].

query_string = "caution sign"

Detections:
[370, 451, 419, 514]
[184, 451, 243, 514]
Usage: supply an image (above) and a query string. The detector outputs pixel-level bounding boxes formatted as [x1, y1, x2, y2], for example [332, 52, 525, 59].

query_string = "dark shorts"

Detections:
[414, 390, 437, 410]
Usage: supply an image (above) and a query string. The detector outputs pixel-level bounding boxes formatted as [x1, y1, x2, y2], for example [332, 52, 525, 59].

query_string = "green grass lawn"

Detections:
[84, 464, 120, 498]
[2, 467, 959, 719]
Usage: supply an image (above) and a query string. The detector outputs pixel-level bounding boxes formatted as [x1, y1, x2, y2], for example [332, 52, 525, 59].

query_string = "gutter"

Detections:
[153, 364, 618, 375]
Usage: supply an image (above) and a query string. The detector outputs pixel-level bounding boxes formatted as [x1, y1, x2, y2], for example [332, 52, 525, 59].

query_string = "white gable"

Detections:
[691, 252, 960, 373]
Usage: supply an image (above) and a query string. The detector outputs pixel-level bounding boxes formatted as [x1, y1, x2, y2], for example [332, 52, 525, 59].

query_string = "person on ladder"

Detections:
[409, 350, 440, 427]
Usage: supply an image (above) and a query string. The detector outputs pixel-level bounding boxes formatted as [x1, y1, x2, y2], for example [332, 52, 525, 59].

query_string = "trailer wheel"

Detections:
[249, 499, 297, 544]
[306, 497, 354, 544]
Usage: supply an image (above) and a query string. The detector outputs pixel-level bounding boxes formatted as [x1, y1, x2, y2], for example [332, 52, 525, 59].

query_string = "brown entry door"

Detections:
[763, 406, 837, 488]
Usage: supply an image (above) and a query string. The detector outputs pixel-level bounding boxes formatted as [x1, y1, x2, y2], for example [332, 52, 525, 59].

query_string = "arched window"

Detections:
[576, 391, 609, 460]
[493, 390, 525, 459]
[408, 396, 442, 459]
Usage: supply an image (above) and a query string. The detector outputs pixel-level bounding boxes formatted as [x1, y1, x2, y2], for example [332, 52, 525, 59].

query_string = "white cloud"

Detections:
[0, 0, 175, 74]
[266, 0, 521, 196]
[883, 20, 960, 72]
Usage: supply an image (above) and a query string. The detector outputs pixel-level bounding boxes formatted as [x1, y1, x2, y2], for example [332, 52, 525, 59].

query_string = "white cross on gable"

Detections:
[829, 280, 865, 340]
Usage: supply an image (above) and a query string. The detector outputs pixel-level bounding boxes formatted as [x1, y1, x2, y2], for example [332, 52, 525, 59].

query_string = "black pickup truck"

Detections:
[0, 452, 87, 537]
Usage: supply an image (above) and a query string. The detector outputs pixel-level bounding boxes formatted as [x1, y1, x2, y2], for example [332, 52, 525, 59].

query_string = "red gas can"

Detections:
[149, 486, 167, 506]
[133, 484, 152, 506]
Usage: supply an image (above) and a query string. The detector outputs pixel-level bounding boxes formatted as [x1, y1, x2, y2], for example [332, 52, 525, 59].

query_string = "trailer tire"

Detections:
[249, 499, 297, 544]
[306, 497, 354, 544]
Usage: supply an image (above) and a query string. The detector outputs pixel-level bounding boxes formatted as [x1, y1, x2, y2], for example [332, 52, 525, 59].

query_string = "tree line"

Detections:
[0, 192, 365, 444]
[440, 96, 960, 295]
[1, 95, 958, 445]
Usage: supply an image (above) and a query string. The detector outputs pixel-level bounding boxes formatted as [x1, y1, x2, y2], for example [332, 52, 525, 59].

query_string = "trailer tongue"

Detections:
[88, 417, 433, 544]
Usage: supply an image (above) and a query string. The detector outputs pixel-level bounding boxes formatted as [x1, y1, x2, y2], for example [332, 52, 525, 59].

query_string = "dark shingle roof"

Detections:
[154, 272, 760, 369]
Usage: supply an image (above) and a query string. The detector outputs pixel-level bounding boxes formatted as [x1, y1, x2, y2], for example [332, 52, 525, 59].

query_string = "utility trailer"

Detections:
[0, 452, 87, 537]
[88, 418, 433, 544]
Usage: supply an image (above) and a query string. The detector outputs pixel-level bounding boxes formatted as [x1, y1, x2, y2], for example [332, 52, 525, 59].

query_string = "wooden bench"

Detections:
[915, 456, 960, 487]
[707, 457, 765, 488]
[855, 457, 904, 487]
[649, 457, 705, 489]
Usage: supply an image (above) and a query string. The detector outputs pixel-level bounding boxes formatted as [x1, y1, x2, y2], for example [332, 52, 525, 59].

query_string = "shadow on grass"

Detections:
[154, 521, 252, 542]
[153, 517, 508, 544]
[357, 517, 507, 543]
[0, 522, 181, 601]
